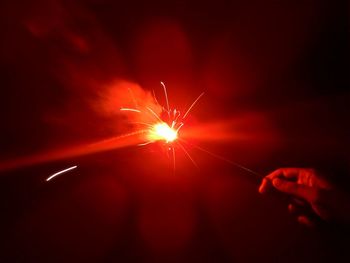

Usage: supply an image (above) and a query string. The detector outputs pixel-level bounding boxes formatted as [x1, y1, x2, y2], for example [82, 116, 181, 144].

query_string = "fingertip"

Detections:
[258, 184, 265, 194]
[258, 178, 268, 193]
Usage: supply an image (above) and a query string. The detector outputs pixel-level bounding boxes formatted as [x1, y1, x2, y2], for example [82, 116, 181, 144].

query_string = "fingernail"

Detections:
[272, 178, 282, 187]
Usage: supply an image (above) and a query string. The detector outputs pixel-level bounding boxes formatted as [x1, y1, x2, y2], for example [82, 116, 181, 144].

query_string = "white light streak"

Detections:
[46, 165, 78, 182]
[120, 108, 141, 113]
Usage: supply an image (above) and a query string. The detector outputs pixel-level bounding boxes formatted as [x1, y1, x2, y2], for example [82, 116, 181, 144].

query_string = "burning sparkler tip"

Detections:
[151, 123, 178, 143]
[120, 81, 206, 170]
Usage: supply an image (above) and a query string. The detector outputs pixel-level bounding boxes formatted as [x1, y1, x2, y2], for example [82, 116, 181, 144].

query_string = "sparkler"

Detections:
[120, 82, 204, 169]
[0, 81, 262, 181]
[121, 81, 263, 178]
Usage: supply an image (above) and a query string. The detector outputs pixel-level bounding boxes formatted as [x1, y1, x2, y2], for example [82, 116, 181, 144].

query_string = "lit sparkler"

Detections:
[0, 81, 262, 181]
[121, 82, 204, 169]
[120, 82, 263, 178]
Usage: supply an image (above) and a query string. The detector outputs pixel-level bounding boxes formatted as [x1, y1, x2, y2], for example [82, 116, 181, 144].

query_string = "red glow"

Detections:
[0, 132, 144, 172]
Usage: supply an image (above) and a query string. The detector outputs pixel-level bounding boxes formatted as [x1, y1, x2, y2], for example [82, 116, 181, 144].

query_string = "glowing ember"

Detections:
[149, 122, 178, 143]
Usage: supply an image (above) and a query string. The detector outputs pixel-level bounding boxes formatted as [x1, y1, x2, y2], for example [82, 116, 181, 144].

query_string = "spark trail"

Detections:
[46, 165, 77, 181]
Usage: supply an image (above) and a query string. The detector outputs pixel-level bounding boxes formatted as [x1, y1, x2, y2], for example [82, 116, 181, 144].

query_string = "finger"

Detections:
[260, 168, 302, 194]
[259, 178, 272, 194]
[297, 215, 315, 227]
[266, 168, 302, 181]
[266, 168, 301, 184]
[272, 178, 319, 203]
[260, 168, 314, 194]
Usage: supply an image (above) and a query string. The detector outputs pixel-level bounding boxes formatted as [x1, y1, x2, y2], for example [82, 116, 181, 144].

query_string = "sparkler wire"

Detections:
[179, 139, 263, 178]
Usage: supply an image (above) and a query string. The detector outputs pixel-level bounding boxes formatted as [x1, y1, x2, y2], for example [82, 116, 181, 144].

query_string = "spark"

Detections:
[183, 92, 205, 119]
[121, 82, 204, 169]
[120, 108, 141, 113]
[138, 141, 155, 146]
[176, 141, 198, 168]
[160, 81, 170, 115]
[46, 165, 78, 182]
[146, 107, 164, 122]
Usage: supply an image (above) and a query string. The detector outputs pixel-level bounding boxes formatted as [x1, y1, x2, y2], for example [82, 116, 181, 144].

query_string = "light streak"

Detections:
[160, 81, 170, 116]
[176, 141, 198, 168]
[146, 107, 164, 123]
[182, 92, 205, 119]
[46, 165, 77, 182]
[0, 131, 147, 172]
[120, 108, 141, 113]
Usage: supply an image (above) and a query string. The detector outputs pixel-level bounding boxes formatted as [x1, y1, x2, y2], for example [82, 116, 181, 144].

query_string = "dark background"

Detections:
[0, 0, 349, 262]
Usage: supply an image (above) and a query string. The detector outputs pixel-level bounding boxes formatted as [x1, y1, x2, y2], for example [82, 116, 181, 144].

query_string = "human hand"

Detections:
[259, 168, 350, 226]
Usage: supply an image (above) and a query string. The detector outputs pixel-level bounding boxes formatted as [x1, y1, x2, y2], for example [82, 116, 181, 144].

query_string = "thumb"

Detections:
[272, 178, 318, 203]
